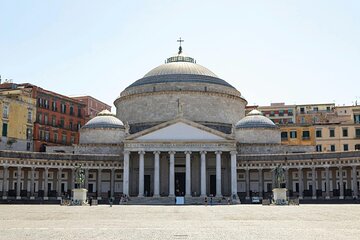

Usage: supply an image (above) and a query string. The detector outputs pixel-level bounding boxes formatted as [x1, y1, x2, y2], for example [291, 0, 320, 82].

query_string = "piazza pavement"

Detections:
[0, 204, 359, 240]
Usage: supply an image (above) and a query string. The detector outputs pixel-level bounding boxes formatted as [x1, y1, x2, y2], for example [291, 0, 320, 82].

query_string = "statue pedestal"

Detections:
[72, 188, 88, 205]
[272, 188, 287, 205]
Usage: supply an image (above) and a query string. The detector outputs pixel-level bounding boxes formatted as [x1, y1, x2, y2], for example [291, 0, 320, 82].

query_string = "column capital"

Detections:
[230, 151, 237, 156]
[168, 151, 176, 155]
[31, 166, 36, 171]
[153, 151, 161, 155]
[184, 151, 192, 155]
[111, 168, 115, 173]
[338, 165, 343, 170]
[123, 150, 130, 155]
[215, 150, 222, 155]
[200, 150, 207, 155]
[17, 166, 22, 170]
[138, 150, 145, 155]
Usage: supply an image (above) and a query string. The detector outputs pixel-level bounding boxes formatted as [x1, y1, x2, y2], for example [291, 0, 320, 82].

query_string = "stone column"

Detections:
[271, 169, 275, 189]
[138, 151, 145, 197]
[16, 166, 21, 200]
[298, 167, 303, 199]
[325, 167, 330, 199]
[123, 151, 130, 197]
[44, 167, 49, 200]
[185, 151, 192, 197]
[84, 168, 89, 190]
[215, 151, 222, 197]
[312, 167, 317, 199]
[30, 167, 35, 200]
[57, 168, 62, 199]
[245, 168, 250, 200]
[258, 168, 263, 198]
[339, 166, 344, 199]
[110, 168, 115, 198]
[153, 151, 160, 197]
[2, 165, 8, 199]
[200, 151, 207, 197]
[230, 151, 237, 196]
[168, 151, 175, 197]
[71, 168, 75, 190]
[97, 168, 102, 200]
[352, 166, 358, 198]
[285, 167, 289, 189]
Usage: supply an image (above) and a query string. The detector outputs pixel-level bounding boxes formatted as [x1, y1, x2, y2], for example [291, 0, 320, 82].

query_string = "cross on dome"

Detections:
[177, 37, 184, 54]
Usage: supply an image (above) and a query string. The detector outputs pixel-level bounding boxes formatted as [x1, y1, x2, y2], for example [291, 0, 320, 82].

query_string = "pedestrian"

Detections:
[210, 197, 213, 206]
[89, 197, 92, 206]
[109, 197, 113, 207]
[227, 197, 231, 205]
[204, 197, 208, 206]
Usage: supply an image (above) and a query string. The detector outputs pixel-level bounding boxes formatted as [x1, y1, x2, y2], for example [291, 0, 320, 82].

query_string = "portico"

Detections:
[122, 118, 237, 198]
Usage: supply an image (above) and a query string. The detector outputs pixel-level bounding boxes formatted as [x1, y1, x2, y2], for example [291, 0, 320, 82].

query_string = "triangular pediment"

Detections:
[127, 118, 232, 141]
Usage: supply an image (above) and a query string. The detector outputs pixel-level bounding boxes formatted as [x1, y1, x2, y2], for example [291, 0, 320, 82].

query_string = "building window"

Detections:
[270, 111, 275, 117]
[281, 132, 288, 140]
[3, 105, 9, 118]
[279, 110, 284, 116]
[60, 119, 65, 128]
[26, 142, 31, 151]
[62, 134, 67, 144]
[326, 106, 331, 112]
[26, 128, 32, 140]
[44, 99, 49, 109]
[45, 131, 49, 142]
[77, 108, 82, 117]
[356, 129, 360, 138]
[343, 144, 349, 151]
[354, 115, 360, 124]
[355, 144, 360, 151]
[52, 116, 56, 127]
[302, 131, 310, 140]
[288, 109, 293, 116]
[44, 115, 48, 125]
[316, 145, 322, 152]
[329, 129, 335, 137]
[77, 122, 81, 131]
[70, 135, 75, 144]
[290, 131, 297, 139]
[53, 133, 58, 143]
[52, 101, 57, 112]
[27, 111, 32, 123]
[69, 106, 74, 116]
[300, 107, 305, 114]
[2, 123, 8, 137]
[330, 145, 336, 152]
[300, 117, 305, 124]
[313, 107, 319, 112]
[69, 121, 73, 131]
[61, 103, 66, 114]
[342, 128, 348, 137]
[316, 129, 322, 138]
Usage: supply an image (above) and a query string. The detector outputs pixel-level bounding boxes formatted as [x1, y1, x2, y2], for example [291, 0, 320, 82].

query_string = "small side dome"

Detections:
[82, 110, 124, 129]
[235, 109, 277, 129]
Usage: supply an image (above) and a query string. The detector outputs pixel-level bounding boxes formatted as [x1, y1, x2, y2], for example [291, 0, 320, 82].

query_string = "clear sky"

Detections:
[1, 0, 359, 110]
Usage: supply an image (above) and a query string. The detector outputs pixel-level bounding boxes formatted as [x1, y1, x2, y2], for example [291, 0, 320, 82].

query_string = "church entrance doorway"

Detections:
[144, 175, 151, 197]
[210, 175, 216, 196]
[175, 173, 185, 196]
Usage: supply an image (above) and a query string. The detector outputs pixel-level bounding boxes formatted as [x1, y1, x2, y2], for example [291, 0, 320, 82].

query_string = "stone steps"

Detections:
[122, 196, 236, 205]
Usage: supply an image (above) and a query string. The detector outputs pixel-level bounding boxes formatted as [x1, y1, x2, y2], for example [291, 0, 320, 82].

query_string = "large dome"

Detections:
[115, 45, 247, 133]
[126, 53, 235, 89]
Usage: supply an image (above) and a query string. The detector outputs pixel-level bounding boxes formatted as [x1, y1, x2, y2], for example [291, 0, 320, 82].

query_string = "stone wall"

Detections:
[237, 143, 314, 155]
[79, 128, 125, 144]
[75, 144, 123, 155]
[236, 129, 281, 144]
[0, 137, 32, 151]
[116, 91, 246, 125]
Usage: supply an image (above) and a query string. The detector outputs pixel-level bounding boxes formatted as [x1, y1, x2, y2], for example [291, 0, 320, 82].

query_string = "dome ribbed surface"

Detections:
[126, 62, 235, 89]
[236, 109, 277, 129]
[83, 110, 124, 129]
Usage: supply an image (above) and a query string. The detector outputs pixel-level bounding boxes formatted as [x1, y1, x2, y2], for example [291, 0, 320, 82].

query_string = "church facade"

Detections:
[0, 46, 359, 203]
